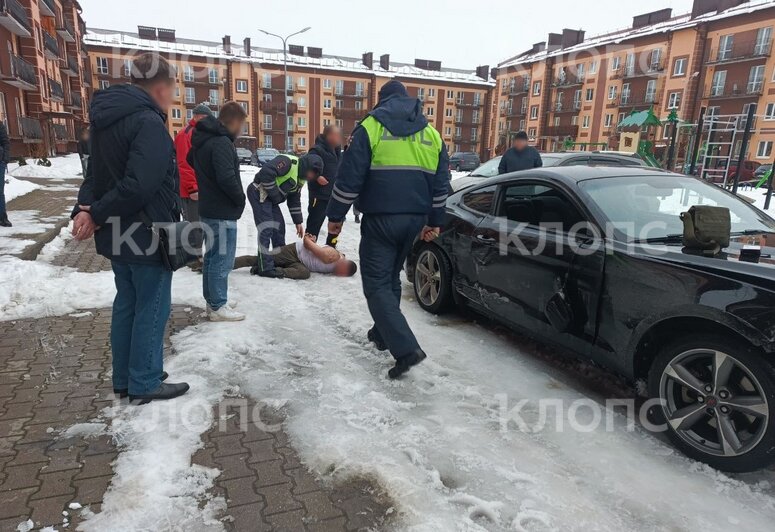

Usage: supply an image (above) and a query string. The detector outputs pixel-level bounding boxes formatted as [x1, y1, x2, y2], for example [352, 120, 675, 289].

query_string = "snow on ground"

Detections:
[3, 175, 39, 203]
[8, 153, 84, 181]
[2, 162, 775, 531]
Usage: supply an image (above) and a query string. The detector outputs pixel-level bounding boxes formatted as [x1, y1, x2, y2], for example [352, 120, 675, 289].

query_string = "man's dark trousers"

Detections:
[359, 213, 426, 360]
[247, 184, 286, 272]
[307, 197, 338, 246]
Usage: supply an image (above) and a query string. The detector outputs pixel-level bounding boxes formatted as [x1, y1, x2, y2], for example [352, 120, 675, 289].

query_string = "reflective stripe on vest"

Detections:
[360, 115, 442, 173]
[276, 154, 302, 192]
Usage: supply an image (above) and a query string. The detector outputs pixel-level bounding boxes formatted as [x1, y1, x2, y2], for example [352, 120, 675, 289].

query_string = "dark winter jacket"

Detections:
[77, 138, 90, 158]
[326, 84, 450, 226]
[252, 154, 323, 225]
[498, 146, 543, 174]
[188, 116, 246, 220]
[0, 122, 10, 164]
[72, 84, 180, 265]
[307, 134, 341, 201]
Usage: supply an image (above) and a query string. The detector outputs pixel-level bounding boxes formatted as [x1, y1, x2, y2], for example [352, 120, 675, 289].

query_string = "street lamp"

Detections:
[258, 26, 311, 152]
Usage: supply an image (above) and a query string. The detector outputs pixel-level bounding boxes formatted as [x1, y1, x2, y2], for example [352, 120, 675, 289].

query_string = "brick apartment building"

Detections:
[0, 0, 90, 158]
[489, 0, 775, 167]
[83, 27, 494, 158]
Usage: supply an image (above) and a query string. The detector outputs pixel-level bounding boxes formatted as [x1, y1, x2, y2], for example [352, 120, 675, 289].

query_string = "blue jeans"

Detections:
[201, 217, 237, 310]
[359, 213, 427, 359]
[247, 184, 285, 273]
[111, 261, 173, 394]
[0, 161, 7, 218]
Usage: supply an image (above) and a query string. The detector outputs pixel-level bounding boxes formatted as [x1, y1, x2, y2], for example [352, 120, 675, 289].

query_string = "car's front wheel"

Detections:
[648, 334, 775, 472]
[413, 245, 453, 314]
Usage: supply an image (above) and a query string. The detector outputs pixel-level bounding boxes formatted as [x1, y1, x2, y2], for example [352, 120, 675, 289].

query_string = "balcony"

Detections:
[259, 101, 298, 114]
[20, 116, 43, 142]
[43, 31, 59, 60]
[705, 80, 763, 100]
[262, 79, 294, 94]
[333, 107, 365, 120]
[61, 55, 79, 77]
[2, 54, 37, 90]
[543, 125, 579, 137]
[619, 91, 659, 108]
[68, 91, 83, 110]
[454, 117, 480, 126]
[707, 39, 772, 65]
[503, 107, 526, 118]
[57, 18, 76, 43]
[48, 77, 64, 101]
[552, 76, 584, 88]
[616, 62, 666, 80]
[0, 0, 31, 37]
[39, 0, 55, 17]
[501, 82, 530, 96]
[553, 101, 582, 113]
[456, 99, 483, 108]
[333, 90, 367, 99]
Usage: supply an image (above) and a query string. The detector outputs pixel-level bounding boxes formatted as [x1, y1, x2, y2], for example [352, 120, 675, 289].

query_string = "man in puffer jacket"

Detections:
[307, 125, 343, 246]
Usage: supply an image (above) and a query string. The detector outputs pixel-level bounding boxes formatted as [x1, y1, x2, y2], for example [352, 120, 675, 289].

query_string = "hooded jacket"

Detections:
[175, 118, 199, 198]
[326, 82, 450, 226]
[307, 134, 341, 201]
[72, 84, 179, 265]
[188, 115, 246, 220]
[252, 154, 323, 225]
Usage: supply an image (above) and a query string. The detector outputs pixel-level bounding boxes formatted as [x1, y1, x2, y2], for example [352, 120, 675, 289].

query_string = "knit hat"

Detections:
[192, 104, 214, 117]
[514, 131, 528, 141]
[378, 80, 409, 101]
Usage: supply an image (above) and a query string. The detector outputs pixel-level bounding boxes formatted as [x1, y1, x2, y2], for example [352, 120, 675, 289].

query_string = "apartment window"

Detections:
[297, 97, 306, 108]
[671, 58, 686, 78]
[589, 61, 597, 74]
[624, 53, 635, 76]
[263, 116, 272, 129]
[532, 81, 541, 96]
[530, 105, 539, 120]
[355, 101, 363, 110]
[582, 115, 590, 129]
[208, 68, 219, 84]
[264, 135, 272, 148]
[757, 141, 774, 159]
[445, 108, 453, 118]
[755, 27, 773, 55]
[650, 48, 662, 70]
[298, 136, 306, 147]
[667, 92, 681, 110]
[519, 119, 526, 130]
[585, 88, 594, 101]
[298, 117, 306, 127]
[748, 65, 765, 94]
[242, 123, 249, 135]
[607, 85, 617, 100]
[444, 127, 451, 136]
[718, 35, 734, 61]
[182, 65, 193, 82]
[428, 88, 436, 97]
[576, 63, 585, 81]
[356, 82, 364, 96]
[426, 107, 434, 116]
[455, 126, 462, 137]
[236, 80, 248, 93]
[711, 70, 727, 97]
[96, 57, 109, 75]
[611, 56, 621, 72]
[99, 80, 110, 90]
[765, 103, 775, 120]
[323, 119, 331, 126]
[186, 109, 193, 121]
[171, 108, 182, 120]
[262, 73, 272, 88]
[553, 117, 560, 126]
[604, 114, 613, 127]
[455, 109, 463, 122]
[335, 99, 343, 108]
[336, 119, 343, 128]
[239, 101, 248, 113]
[621, 83, 631, 104]
[645, 79, 657, 103]
[323, 78, 332, 89]
[123, 59, 132, 77]
[209, 89, 219, 106]
[571, 115, 578, 126]
[285, 75, 293, 90]
[184, 87, 195, 104]
[335, 79, 344, 95]
[323, 99, 332, 109]
[297, 76, 306, 87]
[528, 127, 537, 138]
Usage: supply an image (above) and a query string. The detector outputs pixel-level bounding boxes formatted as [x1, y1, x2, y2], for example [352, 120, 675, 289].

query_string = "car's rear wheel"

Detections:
[648, 334, 775, 472]
[413, 245, 453, 315]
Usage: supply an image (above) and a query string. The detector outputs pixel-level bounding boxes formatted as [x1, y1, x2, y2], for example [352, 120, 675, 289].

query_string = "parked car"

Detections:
[700, 160, 762, 185]
[408, 166, 775, 472]
[754, 164, 772, 183]
[236, 148, 254, 166]
[449, 152, 481, 172]
[452, 151, 650, 192]
[254, 148, 280, 166]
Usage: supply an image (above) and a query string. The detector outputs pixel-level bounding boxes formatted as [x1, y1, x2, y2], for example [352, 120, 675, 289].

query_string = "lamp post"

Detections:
[258, 26, 311, 152]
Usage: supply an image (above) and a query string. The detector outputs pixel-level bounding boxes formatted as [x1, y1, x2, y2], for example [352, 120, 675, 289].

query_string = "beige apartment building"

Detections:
[0, 0, 90, 157]
[84, 28, 494, 158]
[490, 0, 775, 167]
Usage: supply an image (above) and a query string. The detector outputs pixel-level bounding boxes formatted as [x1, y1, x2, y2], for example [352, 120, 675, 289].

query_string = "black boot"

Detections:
[388, 350, 427, 380]
[114, 371, 169, 398]
[0, 216, 11, 228]
[367, 327, 387, 351]
[251, 265, 285, 278]
[129, 382, 190, 405]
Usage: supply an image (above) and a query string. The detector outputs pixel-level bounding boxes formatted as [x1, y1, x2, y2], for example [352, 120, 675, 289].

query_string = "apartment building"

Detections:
[0, 0, 90, 158]
[84, 28, 495, 158]
[489, 0, 775, 166]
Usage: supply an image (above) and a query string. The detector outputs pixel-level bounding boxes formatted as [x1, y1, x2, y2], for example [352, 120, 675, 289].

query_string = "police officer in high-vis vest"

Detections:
[327, 80, 451, 379]
[248, 153, 324, 278]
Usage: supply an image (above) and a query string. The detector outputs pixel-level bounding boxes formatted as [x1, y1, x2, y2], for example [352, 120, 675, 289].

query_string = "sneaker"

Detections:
[207, 305, 245, 322]
[114, 371, 169, 398]
[367, 327, 388, 351]
[129, 382, 190, 405]
[388, 349, 427, 380]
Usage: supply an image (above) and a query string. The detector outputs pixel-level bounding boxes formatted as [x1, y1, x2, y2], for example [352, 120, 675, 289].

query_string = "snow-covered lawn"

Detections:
[2, 157, 775, 531]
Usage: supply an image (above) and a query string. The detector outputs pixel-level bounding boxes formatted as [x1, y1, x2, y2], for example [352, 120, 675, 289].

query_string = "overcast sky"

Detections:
[79, 0, 695, 69]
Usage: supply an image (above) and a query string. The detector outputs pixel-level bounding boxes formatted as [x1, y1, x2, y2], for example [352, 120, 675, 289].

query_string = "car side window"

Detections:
[462, 185, 497, 214]
[561, 156, 590, 166]
[497, 183, 584, 232]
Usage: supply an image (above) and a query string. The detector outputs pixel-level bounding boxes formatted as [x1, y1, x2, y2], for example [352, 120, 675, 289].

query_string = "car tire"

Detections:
[413, 244, 453, 315]
[456, 164, 462, 172]
[647, 333, 775, 472]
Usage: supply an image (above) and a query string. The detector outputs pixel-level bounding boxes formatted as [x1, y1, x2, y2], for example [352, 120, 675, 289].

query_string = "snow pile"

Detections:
[9, 154, 83, 180]
[3, 175, 39, 203]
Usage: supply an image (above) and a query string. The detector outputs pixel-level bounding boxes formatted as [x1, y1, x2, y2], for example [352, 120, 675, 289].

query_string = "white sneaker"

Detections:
[207, 305, 245, 322]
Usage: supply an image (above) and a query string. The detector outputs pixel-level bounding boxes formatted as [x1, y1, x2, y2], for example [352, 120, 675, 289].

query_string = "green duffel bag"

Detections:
[680, 205, 731, 256]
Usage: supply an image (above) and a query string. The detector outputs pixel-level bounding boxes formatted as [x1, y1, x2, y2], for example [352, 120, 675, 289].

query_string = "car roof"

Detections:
[481, 165, 672, 187]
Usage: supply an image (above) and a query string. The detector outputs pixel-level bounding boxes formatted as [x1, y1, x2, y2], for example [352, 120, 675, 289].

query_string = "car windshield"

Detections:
[470, 157, 501, 177]
[257, 149, 279, 158]
[579, 174, 775, 242]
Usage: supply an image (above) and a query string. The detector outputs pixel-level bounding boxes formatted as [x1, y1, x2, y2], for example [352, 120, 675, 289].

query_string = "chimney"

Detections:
[307, 46, 323, 58]
[532, 42, 546, 53]
[362, 52, 373, 69]
[490, 67, 499, 80]
[222, 35, 231, 54]
[547, 33, 563, 49]
[561, 29, 585, 48]
[157, 28, 176, 42]
[137, 25, 157, 40]
[691, 0, 746, 19]
[632, 8, 673, 28]
[379, 54, 390, 70]
[476, 65, 490, 80]
[289, 44, 304, 56]
[244, 37, 251, 57]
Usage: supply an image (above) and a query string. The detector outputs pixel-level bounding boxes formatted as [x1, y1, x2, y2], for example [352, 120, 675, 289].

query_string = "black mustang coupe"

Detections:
[408, 166, 775, 472]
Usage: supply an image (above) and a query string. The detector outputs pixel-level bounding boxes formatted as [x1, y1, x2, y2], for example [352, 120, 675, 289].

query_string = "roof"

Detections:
[619, 108, 662, 130]
[498, 0, 775, 69]
[84, 28, 495, 87]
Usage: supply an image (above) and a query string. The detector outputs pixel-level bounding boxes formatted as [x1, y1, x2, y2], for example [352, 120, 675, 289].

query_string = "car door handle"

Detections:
[475, 234, 496, 243]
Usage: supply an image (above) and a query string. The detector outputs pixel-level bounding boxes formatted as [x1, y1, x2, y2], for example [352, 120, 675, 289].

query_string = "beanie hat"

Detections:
[514, 131, 528, 141]
[304, 154, 324, 175]
[378, 80, 409, 100]
[192, 104, 214, 117]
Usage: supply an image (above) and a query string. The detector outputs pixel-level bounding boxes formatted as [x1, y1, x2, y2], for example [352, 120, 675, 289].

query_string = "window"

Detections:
[323, 99, 331, 109]
[355, 101, 363, 110]
[236, 79, 248, 93]
[297, 76, 306, 87]
[99, 80, 110, 90]
[262, 73, 272, 88]
[604, 114, 613, 127]
[748, 65, 765, 94]
[184, 65, 195, 82]
[667, 92, 681, 110]
[298, 116, 306, 127]
[711, 70, 727, 97]
[589, 61, 597, 74]
[650, 48, 662, 70]
[571, 115, 579, 126]
[323, 119, 330, 126]
[186, 109, 193, 121]
[242, 123, 249, 135]
[528, 127, 537, 138]
[335, 79, 344, 95]
[264, 135, 272, 148]
[428, 88, 436, 97]
[171, 108, 182, 120]
[96, 57, 109, 75]
[335, 119, 343, 128]
[673, 58, 687, 77]
[209, 89, 218, 106]
[426, 107, 434, 116]
[582, 115, 590, 129]
[611, 56, 621, 72]
[323, 78, 332, 89]
[446, 90, 454, 99]
[263, 116, 272, 129]
[530, 105, 539, 120]
[286, 75, 293, 90]
[175, 86, 181, 99]
[624, 53, 635, 76]
[755, 27, 772, 56]
[297, 97, 306, 108]
[554, 117, 561, 126]
[356, 82, 365, 96]
[585, 88, 594, 101]
[298, 136, 306, 147]
[718, 35, 734, 61]
[765, 103, 775, 120]
[757, 141, 773, 159]
[532, 81, 541, 96]
[445, 108, 453, 118]
[462, 185, 496, 214]
[645, 79, 657, 103]
[607, 85, 617, 100]
[209, 68, 219, 84]
[239, 101, 248, 113]
[621, 83, 631, 104]
[498, 183, 583, 232]
[335, 99, 343, 108]
[123, 59, 132, 77]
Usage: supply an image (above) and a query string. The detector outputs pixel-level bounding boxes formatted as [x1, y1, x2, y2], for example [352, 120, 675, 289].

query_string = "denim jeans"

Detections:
[201, 217, 237, 310]
[111, 261, 173, 394]
[0, 161, 7, 218]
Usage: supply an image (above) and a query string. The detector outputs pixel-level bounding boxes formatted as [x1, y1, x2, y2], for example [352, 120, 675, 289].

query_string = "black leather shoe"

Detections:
[388, 350, 427, 380]
[114, 371, 169, 398]
[129, 382, 190, 405]
[367, 327, 387, 351]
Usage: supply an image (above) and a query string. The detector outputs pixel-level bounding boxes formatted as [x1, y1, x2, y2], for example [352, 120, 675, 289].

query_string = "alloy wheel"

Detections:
[415, 249, 441, 307]
[660, 348, 769, 457]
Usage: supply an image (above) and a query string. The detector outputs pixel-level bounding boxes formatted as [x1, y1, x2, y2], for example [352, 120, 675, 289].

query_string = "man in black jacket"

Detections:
[77, 127, 90, 177]
[189, 102, 247, 322]
[498, 131, 543, 174]
[0, 120, 11, 227]
[71, 53, 189, 404]
[307, 125, 342, 246]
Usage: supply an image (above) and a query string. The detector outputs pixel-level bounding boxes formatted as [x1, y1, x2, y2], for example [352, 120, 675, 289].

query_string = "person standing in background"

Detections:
[307, 125, 342, 246]
[175, 104, 214, 270]
[77, 128, 90, 177]
[189, 102, 247, 322]
[0, 120, 10, 227]
[497, 131, 542, 174]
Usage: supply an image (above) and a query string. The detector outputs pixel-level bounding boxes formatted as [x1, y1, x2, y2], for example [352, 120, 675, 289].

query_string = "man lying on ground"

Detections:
[234, 234, 357, 280]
